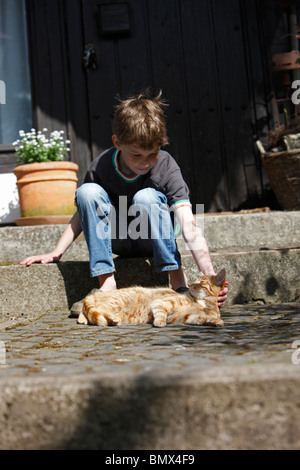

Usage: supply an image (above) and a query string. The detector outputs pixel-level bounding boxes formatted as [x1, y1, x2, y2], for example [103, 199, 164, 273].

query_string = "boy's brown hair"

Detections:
[113, 90, 169, 149]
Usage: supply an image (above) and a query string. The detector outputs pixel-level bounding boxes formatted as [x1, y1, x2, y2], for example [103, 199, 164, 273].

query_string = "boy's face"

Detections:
[112, 135, 160, 177]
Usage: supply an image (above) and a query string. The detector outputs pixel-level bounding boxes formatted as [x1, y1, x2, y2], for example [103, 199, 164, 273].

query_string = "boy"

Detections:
[21, 91, 228, 306]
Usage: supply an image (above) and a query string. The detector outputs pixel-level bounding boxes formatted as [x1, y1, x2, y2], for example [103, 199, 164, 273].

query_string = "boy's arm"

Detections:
[174, 205, 215, 275]
[20, 211, 82, 266]
[174, 205, 228, 306]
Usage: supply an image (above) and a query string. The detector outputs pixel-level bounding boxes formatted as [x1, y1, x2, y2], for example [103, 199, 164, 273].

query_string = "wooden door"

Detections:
[27, 0, 270, 212]
[79, 0, 266, 212]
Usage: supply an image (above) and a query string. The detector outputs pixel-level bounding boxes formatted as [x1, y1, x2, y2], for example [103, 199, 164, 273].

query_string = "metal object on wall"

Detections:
[83, 43, 98, 70]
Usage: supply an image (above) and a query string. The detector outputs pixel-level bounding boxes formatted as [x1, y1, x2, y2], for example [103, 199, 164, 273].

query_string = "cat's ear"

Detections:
[214, 268, 226, 286]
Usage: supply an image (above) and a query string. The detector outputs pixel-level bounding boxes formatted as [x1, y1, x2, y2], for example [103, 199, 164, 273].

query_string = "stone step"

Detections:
[1, 300, 300, 450]
[1, 248, 299, 324]
[1, 210, 299, 263]
[1, 363, 299, 450]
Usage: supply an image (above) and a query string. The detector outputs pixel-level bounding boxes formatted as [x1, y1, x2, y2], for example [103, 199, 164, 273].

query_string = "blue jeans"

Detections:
[75, 183, 181, 277]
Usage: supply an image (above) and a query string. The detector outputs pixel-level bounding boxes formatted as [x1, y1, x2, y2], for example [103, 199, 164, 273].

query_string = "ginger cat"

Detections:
[77, 268, 226, 328]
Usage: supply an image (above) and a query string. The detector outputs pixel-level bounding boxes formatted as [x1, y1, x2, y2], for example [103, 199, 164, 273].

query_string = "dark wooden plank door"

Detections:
[79, 0, 266, 212]
[27, 0, 269, 211]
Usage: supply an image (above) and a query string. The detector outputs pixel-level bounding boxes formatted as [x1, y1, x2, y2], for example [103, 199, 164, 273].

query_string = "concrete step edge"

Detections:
[0, 364, 299, 450]
[1, 210, 300, 262]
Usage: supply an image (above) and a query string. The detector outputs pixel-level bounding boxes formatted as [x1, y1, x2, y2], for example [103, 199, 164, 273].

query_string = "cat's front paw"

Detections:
[77, 312, 88, 325]
[153, 319, 166, 328]
[107, 318, 120, 326]
[206, 319, 224, 327]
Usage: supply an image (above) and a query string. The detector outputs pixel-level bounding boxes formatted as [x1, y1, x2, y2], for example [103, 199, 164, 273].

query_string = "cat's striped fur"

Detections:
[78, 268, 226, 328]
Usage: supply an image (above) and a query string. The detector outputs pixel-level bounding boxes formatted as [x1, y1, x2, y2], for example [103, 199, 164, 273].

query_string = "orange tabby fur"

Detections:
[78, 268, 226, 328]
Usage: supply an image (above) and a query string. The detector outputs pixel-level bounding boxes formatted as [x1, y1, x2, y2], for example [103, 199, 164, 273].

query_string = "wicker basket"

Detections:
[256, 142, 300, 210]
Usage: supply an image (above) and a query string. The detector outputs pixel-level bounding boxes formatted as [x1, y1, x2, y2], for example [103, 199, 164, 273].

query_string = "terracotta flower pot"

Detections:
[13, 161, 79, 225]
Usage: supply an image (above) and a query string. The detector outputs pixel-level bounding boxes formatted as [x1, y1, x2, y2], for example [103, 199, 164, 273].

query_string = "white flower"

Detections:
[13, 127, 71, 164]
[50, 130, 61, 139]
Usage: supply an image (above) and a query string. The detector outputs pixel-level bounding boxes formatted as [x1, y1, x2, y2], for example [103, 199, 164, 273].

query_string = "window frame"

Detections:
[0, 0, 34, 174]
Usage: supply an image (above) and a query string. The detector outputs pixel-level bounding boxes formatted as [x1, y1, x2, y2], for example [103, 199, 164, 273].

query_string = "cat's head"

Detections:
[189, 268, 226, 299]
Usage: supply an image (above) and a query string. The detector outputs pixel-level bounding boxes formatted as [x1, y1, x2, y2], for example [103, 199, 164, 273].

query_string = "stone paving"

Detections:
[1, 302, 300, 378]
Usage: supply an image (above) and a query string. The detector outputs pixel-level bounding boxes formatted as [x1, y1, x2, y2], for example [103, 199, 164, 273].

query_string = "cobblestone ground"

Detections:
[0, 303, 300, 378]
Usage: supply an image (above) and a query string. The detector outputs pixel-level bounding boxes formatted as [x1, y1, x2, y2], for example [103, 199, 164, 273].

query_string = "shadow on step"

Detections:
[57, 257, 169, 309]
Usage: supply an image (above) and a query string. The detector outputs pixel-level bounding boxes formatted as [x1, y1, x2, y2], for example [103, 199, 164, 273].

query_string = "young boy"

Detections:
[21, 91, 228, 306]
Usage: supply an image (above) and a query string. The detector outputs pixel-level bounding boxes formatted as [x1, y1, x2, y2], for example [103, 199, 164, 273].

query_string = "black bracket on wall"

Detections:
[97, 3, 131, 36]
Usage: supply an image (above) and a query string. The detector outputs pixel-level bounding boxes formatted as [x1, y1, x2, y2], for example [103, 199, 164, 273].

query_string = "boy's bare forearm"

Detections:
[174, 206, 215, 275]
[185, 229, 215, 275]
[52, 211, 82, 257]
[189, 246, 215, 276]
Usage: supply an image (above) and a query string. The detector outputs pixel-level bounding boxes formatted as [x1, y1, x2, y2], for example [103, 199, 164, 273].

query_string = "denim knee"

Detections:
[75, 183, 108, 207]
[132, 188, 167, 207]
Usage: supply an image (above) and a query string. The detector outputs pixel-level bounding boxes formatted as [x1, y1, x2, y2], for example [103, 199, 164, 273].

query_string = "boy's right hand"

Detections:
[20, 252, 62, 266]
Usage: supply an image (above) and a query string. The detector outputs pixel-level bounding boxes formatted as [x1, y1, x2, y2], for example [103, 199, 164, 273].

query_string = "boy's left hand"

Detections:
[218, 281, 229, 308]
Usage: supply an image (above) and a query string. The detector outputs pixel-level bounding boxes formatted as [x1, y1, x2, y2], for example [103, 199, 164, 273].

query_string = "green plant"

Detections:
[13, 128, 71, 165]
